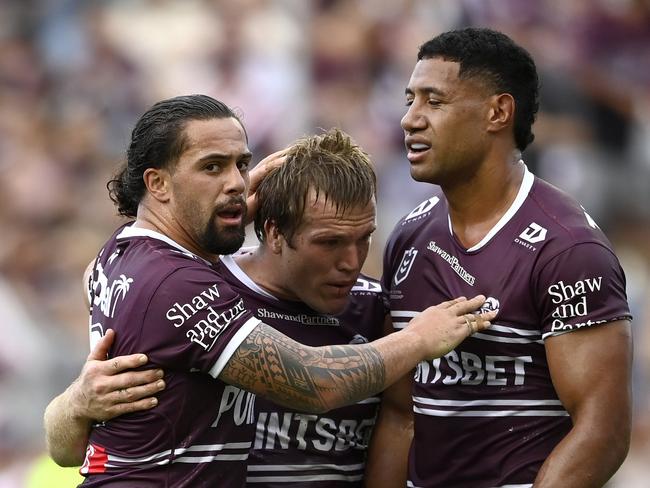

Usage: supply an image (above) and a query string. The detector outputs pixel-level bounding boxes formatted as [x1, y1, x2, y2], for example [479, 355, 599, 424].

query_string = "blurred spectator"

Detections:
[1, 0, 648, 485]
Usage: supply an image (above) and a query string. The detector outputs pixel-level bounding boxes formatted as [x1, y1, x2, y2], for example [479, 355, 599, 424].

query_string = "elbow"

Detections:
[46, 445, 86, 468]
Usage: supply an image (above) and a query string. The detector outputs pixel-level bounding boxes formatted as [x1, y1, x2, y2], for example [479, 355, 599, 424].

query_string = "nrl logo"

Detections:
[394, 247, 418, 285]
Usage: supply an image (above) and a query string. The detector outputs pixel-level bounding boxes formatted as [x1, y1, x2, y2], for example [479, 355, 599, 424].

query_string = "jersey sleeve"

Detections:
[142, 265, 261, 377]
[533, 242, 632, 340]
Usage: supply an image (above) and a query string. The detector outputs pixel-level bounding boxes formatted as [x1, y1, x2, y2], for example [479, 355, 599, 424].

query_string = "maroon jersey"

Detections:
[217, 253, 387, 487]
[382, 166, 631, 488]
[80, 225, 261, 487]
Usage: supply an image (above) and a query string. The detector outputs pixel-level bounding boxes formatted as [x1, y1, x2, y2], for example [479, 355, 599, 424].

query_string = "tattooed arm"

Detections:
[220, 296, 493, 412]
[43, 295, 491, 467]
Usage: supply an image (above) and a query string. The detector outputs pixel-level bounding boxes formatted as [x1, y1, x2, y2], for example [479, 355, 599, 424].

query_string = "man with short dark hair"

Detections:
[365, 27, 633, 488]
[44, 94, 492, 487]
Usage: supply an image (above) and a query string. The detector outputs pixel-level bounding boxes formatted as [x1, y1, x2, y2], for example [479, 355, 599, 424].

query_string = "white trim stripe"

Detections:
[463, 162, 534, 252]
[414, 407, 569, 417]
[409, 478, 532, 487]
[208, 317, 261, 378]
[390, 310, 419, 318]
[247, 474, 364, 483]
[413, 397, 563, 407]
[247, 462, 364, 472]
[471, 332, 543, 344]
[106, 441, 251, 464]
[357, 396, 380, 404]
[221, 254, 279, 300]
[489, 324, 539, 336]
[116, 225, 210, 265]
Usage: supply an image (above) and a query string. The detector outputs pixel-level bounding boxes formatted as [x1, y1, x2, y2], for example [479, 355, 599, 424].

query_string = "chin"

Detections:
[319, 298, 349, 315]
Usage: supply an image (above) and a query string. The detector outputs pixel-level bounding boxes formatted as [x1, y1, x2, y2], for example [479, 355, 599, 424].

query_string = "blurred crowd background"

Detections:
[1, 0, 649, 486]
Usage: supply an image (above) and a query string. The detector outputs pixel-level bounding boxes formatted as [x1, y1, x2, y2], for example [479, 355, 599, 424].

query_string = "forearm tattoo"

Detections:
[220, 324, 386, 412]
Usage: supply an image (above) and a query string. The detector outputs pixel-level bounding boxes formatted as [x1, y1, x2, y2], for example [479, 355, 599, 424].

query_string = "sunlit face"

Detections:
[169, 117, 251, 255]
[401, 57, 493, 186]
[274, 192, 377, 314]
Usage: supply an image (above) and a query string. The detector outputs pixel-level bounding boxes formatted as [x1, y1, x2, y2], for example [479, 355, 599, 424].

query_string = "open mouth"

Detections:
[216, 205, 244, 225]
[405, 140, 431, 161]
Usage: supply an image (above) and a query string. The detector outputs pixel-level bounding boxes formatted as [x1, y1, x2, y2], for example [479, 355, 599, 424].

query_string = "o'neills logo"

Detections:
[427, 241, 475, 286]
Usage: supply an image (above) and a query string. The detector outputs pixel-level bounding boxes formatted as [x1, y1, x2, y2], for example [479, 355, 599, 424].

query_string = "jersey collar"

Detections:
[449, 162, 534, 252]
[116, 225, 212, 265]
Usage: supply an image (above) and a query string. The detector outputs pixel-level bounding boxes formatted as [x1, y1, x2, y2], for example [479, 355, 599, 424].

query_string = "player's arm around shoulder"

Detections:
[535, 319, 632, 487]
[364, 315, 414, 488]
[44, 331, 164, 466]
[219, 296, 494, 414]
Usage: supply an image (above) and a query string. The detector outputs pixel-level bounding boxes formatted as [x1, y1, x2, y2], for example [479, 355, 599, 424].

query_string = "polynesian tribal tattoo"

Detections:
[220, 323, 386, 412]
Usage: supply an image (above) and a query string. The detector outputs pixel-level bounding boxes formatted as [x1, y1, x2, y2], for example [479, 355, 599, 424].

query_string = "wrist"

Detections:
[396, 327, 429, 362]
[66, 380, 93, 423]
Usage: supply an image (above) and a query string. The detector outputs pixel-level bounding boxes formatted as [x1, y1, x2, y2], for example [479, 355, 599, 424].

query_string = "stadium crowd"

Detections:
[1, 0, 649, 486]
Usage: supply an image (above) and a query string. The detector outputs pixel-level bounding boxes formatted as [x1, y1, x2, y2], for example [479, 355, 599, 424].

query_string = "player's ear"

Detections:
[143, 167, 171, 203]
[486, 93, 514, 134]
[264, 220, 283, 254]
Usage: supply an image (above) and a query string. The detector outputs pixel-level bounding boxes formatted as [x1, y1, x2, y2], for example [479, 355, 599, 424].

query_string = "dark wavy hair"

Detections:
[108, 94, 246, 217]
[254, 128, 376, 246]
[418, 27, 539, 152]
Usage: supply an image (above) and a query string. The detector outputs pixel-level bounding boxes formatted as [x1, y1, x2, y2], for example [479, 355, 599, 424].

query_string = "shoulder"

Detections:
[385, 190, 446, 253]
[526, 177, 617, 262]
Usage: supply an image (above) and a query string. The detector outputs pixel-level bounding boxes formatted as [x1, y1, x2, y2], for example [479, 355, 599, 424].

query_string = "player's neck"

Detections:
[235, 246, 295, 300]
[133, 206, 220, 264]
[445, 156, 524, 249]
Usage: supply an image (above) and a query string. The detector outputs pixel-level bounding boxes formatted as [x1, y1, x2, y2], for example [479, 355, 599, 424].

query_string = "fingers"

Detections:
[437, 297, 467, 309]
[460, 310, 495, 336]
[110, 397, 160, 417]
[248, 150, 287, 193]
[103, 353, 149, 374]
[246, 150, 288, 224]
[110, 378, 165, 405]
[87, 329, 115, 361]
[449, 295, 486, 315]
[474, 310, 497, 332]
[108, 368, 164, 390]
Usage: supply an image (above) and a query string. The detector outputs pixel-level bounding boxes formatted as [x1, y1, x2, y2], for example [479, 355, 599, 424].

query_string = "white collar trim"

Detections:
[448, 162, 534, 252]
[116, 225, 211, 265]
[220, 253, 279, 301]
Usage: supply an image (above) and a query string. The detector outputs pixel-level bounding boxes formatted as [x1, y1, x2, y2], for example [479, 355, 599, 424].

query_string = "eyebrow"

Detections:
[405, 86, 446, 97]
[196, 151, 253, 164]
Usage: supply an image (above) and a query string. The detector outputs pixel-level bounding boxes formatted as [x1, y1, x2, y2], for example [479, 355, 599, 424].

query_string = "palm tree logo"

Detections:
[109, 274, 134, 317]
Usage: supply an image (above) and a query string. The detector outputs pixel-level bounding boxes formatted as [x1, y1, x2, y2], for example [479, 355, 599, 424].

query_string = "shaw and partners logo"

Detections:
[548, 276, 605, 333]
[426, 241, 475, 286]
[92, 261, 134, 319]
[166, 284, 246, 351]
